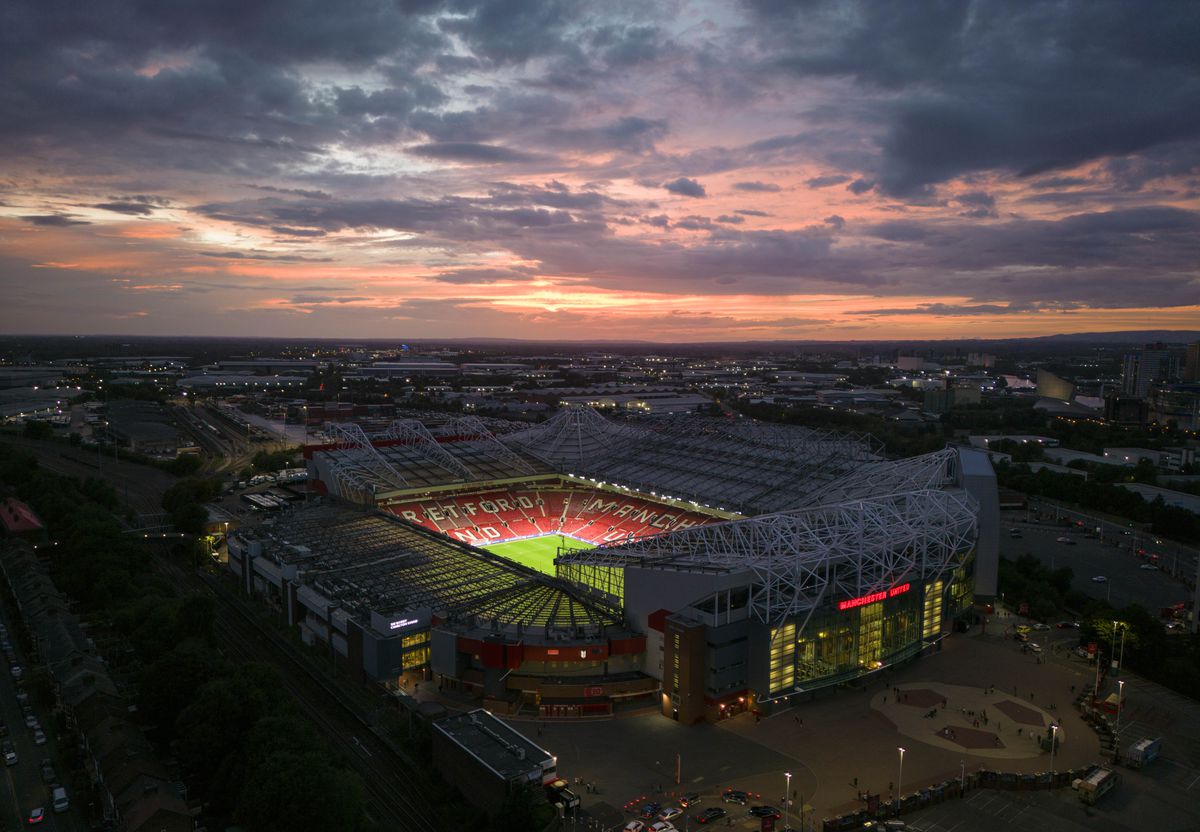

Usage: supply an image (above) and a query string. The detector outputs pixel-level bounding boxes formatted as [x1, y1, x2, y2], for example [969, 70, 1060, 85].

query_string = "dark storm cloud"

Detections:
[663, 177, 707, 198]
[733, 181, 781, 192]
[20, 214, 90, 226]
[745, 0, 1200, 195]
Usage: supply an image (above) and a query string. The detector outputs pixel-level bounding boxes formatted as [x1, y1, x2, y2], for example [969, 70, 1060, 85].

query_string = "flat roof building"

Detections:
[432, 709, 556, 815]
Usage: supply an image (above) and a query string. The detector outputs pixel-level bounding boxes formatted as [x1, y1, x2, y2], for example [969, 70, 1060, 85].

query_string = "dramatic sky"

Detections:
[1, 0, 1198, 341]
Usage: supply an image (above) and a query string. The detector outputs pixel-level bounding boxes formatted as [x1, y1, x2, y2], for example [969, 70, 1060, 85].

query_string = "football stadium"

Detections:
[227, 408, 998, 722]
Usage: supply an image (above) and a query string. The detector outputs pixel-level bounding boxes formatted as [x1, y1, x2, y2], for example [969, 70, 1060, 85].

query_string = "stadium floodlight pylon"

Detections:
[439, 416, 537, 475]
[380, 418, 472, 480]
[558, 487, 978, 627]
[324, 421, 410, 496]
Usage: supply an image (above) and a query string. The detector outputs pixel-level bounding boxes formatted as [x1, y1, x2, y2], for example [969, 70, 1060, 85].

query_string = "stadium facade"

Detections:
[227, 409, 997, 722]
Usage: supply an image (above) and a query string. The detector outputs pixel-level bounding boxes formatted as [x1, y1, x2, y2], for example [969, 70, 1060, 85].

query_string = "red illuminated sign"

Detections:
[837, 582, 911, 611]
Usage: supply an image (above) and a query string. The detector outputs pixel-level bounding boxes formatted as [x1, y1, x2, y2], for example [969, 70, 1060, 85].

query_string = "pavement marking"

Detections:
[1186, 772, 1200, 791]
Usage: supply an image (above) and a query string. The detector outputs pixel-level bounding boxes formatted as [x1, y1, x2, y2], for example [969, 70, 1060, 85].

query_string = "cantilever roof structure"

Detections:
[501, 407, 885, 513]
[557, 448, 979, 627]
[254, 504, 623, 636]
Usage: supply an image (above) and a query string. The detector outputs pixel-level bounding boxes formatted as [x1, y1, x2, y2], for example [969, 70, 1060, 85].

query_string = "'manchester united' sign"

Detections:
[837, 582, 912, 611]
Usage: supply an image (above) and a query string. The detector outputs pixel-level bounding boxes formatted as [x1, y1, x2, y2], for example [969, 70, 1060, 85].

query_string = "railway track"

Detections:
[154, 557, 442, 832]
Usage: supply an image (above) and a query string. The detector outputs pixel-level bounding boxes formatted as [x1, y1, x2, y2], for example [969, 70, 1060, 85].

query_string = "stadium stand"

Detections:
[385, 485, 715, 546]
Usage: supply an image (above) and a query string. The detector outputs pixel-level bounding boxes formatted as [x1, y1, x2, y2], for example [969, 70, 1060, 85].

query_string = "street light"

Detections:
[959, 759, 965, 793]
[1049, 724, 1059, 772]
[784, 771, 792, 831]
[1114, 679, 1126, 759]
[897, 747, 905, 803]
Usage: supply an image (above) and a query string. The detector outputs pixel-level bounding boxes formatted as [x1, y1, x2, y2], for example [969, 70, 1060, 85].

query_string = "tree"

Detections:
[22, 420, 53, 440]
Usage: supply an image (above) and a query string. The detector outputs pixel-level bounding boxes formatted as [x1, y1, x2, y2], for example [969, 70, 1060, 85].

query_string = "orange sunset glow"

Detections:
[1, 2, 1197, 340]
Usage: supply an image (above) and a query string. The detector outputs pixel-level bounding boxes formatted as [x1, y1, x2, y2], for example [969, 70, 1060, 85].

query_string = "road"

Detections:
[0, 612, 87, 831]
[1000, 509, 1195, 614]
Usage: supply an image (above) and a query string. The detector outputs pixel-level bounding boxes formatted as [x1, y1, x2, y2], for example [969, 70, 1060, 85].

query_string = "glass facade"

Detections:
[767, 555, 975, 697]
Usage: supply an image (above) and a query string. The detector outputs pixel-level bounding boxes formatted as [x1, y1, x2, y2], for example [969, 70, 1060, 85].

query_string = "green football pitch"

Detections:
[482, 534, 593, 575]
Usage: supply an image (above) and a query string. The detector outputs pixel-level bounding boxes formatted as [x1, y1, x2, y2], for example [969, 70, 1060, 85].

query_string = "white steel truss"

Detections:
[558, 488, 978, 627]
[813, 448, 961, 505]
[380, 418, 472, 480]
[323, 422, 410, 493]
[503, 405, 635, 470]
[439, 416, 538, 475]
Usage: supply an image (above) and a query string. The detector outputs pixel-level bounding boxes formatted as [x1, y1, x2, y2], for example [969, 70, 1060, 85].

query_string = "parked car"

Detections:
[24, 714, 38, 729]
[749, 805, 782, 819]
[623, 822, 645, 832]
[32, 729, 46, 746]
[1031, 622, 1050, 631]
[678, 792, 701, 807]
[3, 741, 17, 766]
[649, 823, 676, 832]
[658, 807, 683, 821]
[694, 807, 727, 824]
[15, 689, 29, 704]
[639, 802, 663, 819]
[1092, 575, 1108, 583]
[1075, 646, 1091, 658]
[1140, 564, 1159, 571]
[39, 759, 55, 784]
[10, 664, 23, 679]
[27, 807, 45, 825]
[1055, 621, 1079, 629]
[722, 789, 750, 805]
[1056, 536, 1076, 545]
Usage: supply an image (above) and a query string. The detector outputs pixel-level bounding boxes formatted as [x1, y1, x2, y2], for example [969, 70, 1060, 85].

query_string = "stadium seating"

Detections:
[385, 485, 715, 547]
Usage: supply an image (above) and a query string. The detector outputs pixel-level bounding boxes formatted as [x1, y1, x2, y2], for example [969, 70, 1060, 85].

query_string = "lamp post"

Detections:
[1049, 724, 1059, 772]
[784, 771, 792, 831]
[959, 760, 965, 793]
[1114, 679, 1126, 760]
[897, 747, 906, 804]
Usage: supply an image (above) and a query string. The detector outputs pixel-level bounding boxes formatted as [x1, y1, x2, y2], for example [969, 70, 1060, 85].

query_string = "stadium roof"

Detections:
[500, 407, 886, 514]
[557, 447, 980, 625]
[254, 504, 624, 636]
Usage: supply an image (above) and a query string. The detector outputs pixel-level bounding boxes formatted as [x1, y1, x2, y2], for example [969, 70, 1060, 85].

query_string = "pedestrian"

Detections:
[883, 696, 887, 704]
[799, 718, 804, 729]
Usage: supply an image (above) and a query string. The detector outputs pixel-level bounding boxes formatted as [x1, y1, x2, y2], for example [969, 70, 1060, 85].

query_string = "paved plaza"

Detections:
[476, 620, 1200, 831]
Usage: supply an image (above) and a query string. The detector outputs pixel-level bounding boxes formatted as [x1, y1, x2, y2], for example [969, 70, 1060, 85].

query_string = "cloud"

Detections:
[732, 181, 781, 192]
[736, 209, 770, 217]
[20, 214, 91, 226]
[407, 142, 543, 163]
[847, 178, 875, 195]
[663, 177, 706, 198]
[715, 214, 745, 224]
[805, 174, 850, 188]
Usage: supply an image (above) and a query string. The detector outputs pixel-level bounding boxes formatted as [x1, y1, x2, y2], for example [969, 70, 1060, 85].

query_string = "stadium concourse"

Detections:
[227, 408, 998, 723]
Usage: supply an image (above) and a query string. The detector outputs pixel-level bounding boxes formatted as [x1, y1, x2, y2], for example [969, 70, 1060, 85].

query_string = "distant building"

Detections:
[967, 353, 996, 368]
[1121, 343, 1175, 397]
[1104, 393, 1149, 426]
[1185, 342, 1200, 382]
[1036, 369, 1075, 401]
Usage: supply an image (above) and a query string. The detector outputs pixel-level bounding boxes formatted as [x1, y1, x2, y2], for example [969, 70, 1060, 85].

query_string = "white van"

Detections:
[52, 786, 69, 813]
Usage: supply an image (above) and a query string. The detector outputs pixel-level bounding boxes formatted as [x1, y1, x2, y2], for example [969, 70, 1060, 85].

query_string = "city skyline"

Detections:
[1, 1, 1198, 341]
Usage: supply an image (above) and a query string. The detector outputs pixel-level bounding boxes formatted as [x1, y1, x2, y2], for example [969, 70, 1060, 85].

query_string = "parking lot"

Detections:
[999, 508, 1196, 613]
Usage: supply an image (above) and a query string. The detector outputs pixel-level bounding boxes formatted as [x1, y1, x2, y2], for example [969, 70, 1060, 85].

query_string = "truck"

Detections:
[1077, 766, 1120, 804]
[1126, 737, 1162, 769]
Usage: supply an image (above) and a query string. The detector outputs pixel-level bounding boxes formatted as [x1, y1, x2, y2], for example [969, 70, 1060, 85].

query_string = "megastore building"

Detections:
[227, 408, 998, 722]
